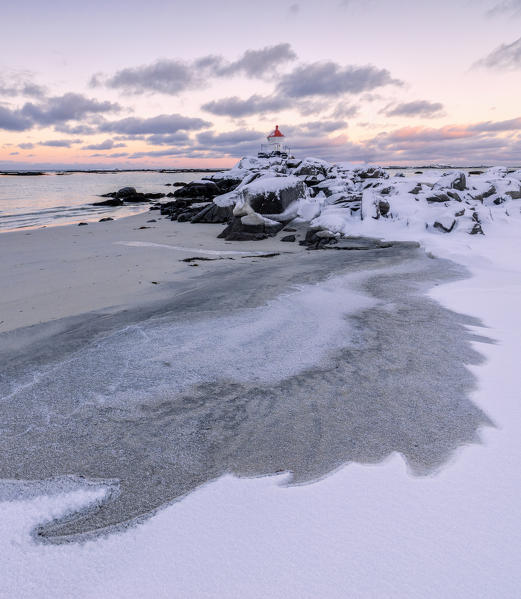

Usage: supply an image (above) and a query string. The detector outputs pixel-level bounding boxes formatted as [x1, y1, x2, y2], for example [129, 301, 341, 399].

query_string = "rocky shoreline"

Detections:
[92, 155, 521, 245]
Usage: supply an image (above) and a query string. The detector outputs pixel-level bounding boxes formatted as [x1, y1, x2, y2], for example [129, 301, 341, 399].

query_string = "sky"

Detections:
[1, 0, 521, 168]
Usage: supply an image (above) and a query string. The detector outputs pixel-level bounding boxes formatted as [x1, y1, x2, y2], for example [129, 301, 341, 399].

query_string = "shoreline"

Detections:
[0, 211, 303, 333]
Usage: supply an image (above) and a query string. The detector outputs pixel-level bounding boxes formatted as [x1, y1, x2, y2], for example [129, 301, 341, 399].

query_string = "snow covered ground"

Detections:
[1, 158, 520, 598]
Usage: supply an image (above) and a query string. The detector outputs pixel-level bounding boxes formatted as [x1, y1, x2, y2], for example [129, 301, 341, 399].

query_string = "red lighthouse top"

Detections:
[268, 125, 284, 139]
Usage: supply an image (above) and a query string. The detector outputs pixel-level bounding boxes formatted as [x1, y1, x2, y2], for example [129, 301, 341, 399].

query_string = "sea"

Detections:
[0, 170, 216, 232]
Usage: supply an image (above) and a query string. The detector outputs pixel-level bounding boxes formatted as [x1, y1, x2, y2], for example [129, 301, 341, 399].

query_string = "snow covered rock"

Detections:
[433, 171, 467, 191]
[232, 176, 307, 217]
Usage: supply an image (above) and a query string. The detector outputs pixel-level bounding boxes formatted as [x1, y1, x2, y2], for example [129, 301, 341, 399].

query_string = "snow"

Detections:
[2, 156, 521, 597]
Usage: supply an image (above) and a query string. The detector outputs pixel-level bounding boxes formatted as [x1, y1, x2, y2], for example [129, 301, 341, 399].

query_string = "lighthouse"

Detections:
[258, 125, 290, 158]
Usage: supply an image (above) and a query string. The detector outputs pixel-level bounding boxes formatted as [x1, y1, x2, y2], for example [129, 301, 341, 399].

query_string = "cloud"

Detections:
[468, 117, 521, 131]
[0, 74, 46, 98]
[381, 100, 444, 118]
[39, 139, 83, 148]
[97, 44, 297, 95]
[99, 114, 210, 135]
[18, 142, 35, 149]
[98, 60, 195, 95]
[331, 103, 360, 119]
[196, 129, 264, 146]
[475, 36, 521, 69]
[21, 93, 121, 126]
[82, 139, 127, 150]
[276, 62, 401, 97]
[55, 123, 99, 135]
[286, 120, 348, 136]
[216, 43, 297, 78]
[486, 0, 521, 17]
[202, 94, 291, 117]
[146, 132, 191, 145]
[0, 105, 33, 131]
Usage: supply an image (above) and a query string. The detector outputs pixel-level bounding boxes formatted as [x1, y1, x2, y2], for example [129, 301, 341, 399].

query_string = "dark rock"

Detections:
[92, 198, 123, 207]
[283, 227, 297, 232]
[469, 170, 484, 175]
[506, 190, 521, 199]
[455, 209, 465, 217]
[123, 193, 150, 203]
[470, 222, 484, 235]
[173, 181, 187, 187]
[149, 205, 161, 210]
[115, 187, 137, 199]
[173, 181, 220, 200]
[426, 193, 451, 203]
[78, 222, 88, 226]
[433, 220, 456, 233]
[147, 219, 157, 223]
[243, 180, 307, 215]
[378, 199, 390, 216]
[355, 166, 388, 179]
[143, 193, 166, 200]
[191, 203, 234, 224]
[99, 217, 114, 222]
[299, 229, 338, 249]
[281, 235, 296, 242]
[415, 171, 423, 174]
[166, 192, 175, 197]
[217, 215, 282, 241]
[409, 184, 422, 195]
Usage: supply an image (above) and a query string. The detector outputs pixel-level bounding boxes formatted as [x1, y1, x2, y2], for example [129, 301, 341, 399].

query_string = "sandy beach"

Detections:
[0, 212, 302, 333]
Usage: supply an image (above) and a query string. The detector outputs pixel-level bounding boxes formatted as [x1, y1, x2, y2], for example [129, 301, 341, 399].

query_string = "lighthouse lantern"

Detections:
[259, 125, 291, 158]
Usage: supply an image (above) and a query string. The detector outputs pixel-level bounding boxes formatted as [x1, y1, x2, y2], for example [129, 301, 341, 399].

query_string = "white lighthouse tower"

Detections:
[258, 125, 290, 158]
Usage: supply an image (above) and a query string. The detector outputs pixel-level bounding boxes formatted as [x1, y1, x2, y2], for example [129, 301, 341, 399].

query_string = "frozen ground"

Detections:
[1, 158, 520, 597]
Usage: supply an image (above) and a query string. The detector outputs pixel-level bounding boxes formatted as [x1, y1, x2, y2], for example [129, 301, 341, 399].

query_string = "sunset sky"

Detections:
[1, 0, 521, 168]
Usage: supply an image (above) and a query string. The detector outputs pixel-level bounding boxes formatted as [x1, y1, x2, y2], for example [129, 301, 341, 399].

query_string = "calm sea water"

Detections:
[0, 171, 214, 232]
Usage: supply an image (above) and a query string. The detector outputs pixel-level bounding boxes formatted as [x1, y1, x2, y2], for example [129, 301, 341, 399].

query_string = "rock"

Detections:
[281, 235, 296, 242]
[433, 171, 466, 191]
[235, 176, 307, 216]
[173, 181, 187, 187]
[414, 171, 423, 174]
[470, 222, 484, 235]
[123, 193, 150, 203]
[78, 222, 88, 226]
[433, 219, 456, 233]
[99, 217, 114, 222]
[191, 203, 234, 224]
[173, 181, 220, 200]
[217, 214, 282, 241]
[299, 229, 338, 249]
[115, 187, 137, 199]
[455, 209, 465, 217]
[354, 166, 388, 179]
[378, 199, 390, 216]
[469, 170, 484, 175]
[147, 219, 157, 223]
[292, 158, 329, 178]
[426, 193, 451, 203]
[92, 198, 123, 207]
[143, 193, 166, 200]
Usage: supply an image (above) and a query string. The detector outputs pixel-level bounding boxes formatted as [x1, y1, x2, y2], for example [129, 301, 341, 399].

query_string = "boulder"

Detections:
[115, 187, 137, 199]
[281, 234, 296, 242]
[234, 176, 307, 216]
[92, 198, 123, 207]
[217, 214, 283, 241]
[191, 203, 234, 224]
[433, 171, 467, 191]
[173, 181, 220, 200]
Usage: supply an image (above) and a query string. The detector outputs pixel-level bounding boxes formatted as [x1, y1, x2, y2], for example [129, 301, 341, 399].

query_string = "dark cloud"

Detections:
[217, 44, 297, 78]
[276, 62, 401, 98]
[469, 117, 521, 131]
[21, 93, 121, 126]
[39, 139, 83, 148]
[382, 100, 444, 118]
[18, 142, 35, 149]
[286, 120, 347, 136]
[9, 151, 19, 155]
[99, 114, 210, 135]
[475, 36, 521, 69]
[82, 139, 127, 150]
[0, 105, 33, 131]
[97, 44, 297, 95]
[202, 94, 291, 117]
[98, 60, 195, 95]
